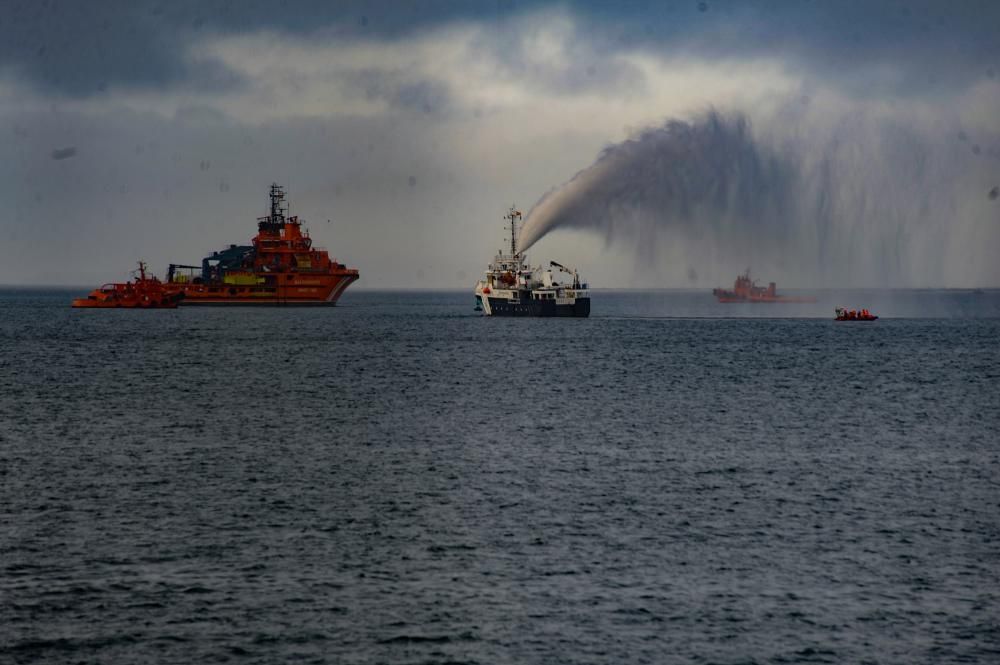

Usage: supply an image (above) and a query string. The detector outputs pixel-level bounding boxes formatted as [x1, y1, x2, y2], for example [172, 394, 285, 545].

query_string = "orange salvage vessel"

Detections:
[712, 269, 815, 303]
[72, 262, 182, 308]
[164, 183, 358, 306]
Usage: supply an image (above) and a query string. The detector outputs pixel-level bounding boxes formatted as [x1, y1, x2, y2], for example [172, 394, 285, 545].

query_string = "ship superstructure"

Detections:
[474, 206, 590, 317]
[165, 184, 358, 305]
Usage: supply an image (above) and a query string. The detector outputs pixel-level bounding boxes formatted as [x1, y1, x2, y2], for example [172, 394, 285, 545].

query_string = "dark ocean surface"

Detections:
[2, 288, 999, 664]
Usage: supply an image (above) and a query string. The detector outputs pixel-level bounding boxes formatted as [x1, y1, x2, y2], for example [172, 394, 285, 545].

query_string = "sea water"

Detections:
[2, 289, 998, 663]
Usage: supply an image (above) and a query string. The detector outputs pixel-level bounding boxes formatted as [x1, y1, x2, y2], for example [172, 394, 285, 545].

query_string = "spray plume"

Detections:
[520, 109, 999, 287]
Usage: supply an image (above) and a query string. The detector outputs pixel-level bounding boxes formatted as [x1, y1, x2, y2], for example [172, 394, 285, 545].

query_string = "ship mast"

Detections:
[270, 183, 287, 224]
[259, 183, 288, 234]
[505, 205, 522, 260]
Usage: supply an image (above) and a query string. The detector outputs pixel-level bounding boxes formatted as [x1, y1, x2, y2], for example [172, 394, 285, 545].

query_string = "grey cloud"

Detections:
[473, 24, 648, 98]
[583, 0, 1000, 97]
[0, 0, 519, 97]
[2, 0, 250, 96]
[345, 70, 454, 115]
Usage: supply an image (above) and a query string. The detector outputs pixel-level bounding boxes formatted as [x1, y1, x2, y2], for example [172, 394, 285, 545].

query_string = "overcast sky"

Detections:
[2, 0, 998, 287]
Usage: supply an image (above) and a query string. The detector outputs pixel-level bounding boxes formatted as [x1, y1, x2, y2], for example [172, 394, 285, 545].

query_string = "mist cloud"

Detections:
[522, 107, 1000, 287]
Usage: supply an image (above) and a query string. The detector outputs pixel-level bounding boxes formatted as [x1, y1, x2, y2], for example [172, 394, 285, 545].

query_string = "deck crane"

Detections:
[549, 261, 581, 288]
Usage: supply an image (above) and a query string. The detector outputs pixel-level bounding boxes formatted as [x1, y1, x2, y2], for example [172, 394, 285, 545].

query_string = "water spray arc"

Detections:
[518, 110, 999, 287]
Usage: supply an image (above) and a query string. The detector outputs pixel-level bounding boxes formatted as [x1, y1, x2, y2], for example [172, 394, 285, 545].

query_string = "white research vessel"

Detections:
[473, 206, 590, 317]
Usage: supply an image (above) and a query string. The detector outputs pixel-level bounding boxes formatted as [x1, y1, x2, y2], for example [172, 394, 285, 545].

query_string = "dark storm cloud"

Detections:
[5, 1, 999, 98]
[2, 0, 252, 95]
[0, 0, 514, 96]
[581, 0, 1000, 96]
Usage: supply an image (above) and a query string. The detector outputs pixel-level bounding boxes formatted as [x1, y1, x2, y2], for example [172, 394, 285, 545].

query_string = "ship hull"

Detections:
[171, 272, 358, 306]
[180, 299, 343, 306]
[485, 296, 590, 317]
[72, 297, 179, 309]
[715, 296, 817, 303]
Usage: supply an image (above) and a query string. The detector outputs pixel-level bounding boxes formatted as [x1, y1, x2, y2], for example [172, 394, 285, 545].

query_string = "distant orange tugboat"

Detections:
[164, 183, 358, 306]
[713, 269, 816, 303]
[72, 262, 182, 308]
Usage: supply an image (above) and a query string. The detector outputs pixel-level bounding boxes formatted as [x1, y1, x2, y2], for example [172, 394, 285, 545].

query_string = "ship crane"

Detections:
[549, 261, 581, 288]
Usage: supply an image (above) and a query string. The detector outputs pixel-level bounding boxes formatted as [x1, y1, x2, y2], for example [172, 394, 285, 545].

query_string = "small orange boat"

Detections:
[713, 269, 816, 303]
[72, 262, 183, 309]
[835, 307, 878, 321]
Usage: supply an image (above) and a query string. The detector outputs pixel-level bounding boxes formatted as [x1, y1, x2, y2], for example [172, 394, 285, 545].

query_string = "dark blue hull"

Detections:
[487, 297, 590, 317]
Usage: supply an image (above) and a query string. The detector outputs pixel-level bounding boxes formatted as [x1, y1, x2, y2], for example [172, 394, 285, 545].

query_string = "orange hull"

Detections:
[170, 271, 358, 305]
[72, 292, 180, 308]
[715, 295, 817, 303]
